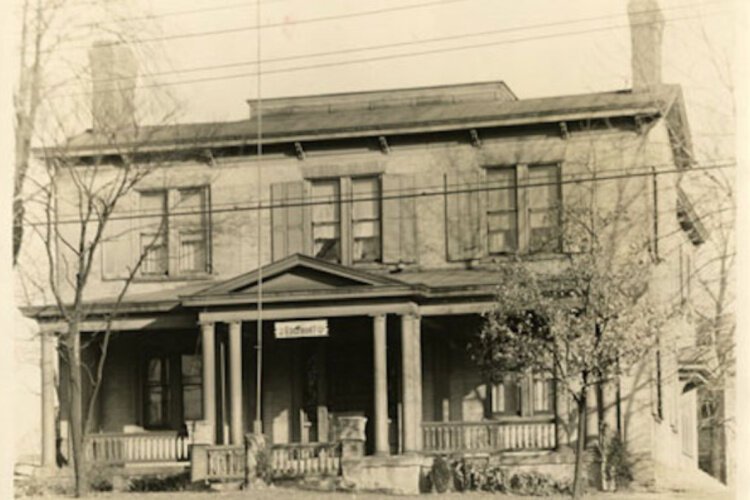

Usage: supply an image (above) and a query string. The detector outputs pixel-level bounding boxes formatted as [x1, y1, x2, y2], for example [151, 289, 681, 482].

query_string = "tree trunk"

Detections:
[65, 324, 87, 497]
[709, 390, 726, 483]
[572, 391, 588, 499]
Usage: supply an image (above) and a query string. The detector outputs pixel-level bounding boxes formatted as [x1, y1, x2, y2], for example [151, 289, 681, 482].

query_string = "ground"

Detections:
[29, 485, 736, 500]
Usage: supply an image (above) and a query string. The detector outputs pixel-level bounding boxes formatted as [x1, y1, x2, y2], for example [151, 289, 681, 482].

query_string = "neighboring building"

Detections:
[23, 0, 720, 492]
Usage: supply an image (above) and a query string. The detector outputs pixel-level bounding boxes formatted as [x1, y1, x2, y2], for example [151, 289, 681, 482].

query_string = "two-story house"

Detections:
[26, 1, 715, 492]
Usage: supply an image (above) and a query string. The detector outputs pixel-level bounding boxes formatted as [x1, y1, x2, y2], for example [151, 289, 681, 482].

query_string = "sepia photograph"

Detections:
[0, 0, 744, 498]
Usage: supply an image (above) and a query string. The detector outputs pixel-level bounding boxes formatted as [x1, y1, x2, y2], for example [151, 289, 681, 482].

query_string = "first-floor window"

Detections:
[145, 356, 171, 427]
[490, 372, 554, 417]
[143, 353, 202, 428]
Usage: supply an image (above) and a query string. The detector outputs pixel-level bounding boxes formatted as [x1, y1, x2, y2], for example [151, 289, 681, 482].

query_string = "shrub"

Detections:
[430, 456, 452, 493]
[86, 464, 116, 492]
[448, 457, 568, 496]
[605, 434, 634, 489]
[254, 447, 273, 484]
[128, 472, 191, 492]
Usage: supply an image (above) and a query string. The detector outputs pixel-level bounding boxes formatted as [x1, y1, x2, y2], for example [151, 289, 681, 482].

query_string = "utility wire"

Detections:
[26, 161, 735, 227]
[60, 0, 475, 51]
[65, 0, 729, 87]
[49, 8, 729, 100]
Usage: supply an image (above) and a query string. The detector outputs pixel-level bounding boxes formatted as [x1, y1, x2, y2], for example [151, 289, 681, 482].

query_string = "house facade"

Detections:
[26, 2, 714, 492]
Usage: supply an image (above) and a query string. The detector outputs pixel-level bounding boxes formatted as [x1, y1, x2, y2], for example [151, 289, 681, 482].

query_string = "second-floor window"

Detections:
[139, 187, 210, 278]
[485, 164, 561, 255]
[310, 176, 381, 264]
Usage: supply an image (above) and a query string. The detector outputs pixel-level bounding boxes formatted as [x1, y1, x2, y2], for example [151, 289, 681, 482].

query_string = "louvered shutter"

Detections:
[382, 174, 417, 264]
[560, 162, 588, 254]
[271, 181, 312, 261]
[101, 192, 137, 279]
[445, 170, 486, 261]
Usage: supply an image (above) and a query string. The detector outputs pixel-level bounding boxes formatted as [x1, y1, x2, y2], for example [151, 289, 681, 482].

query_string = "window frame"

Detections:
[142, 352, 203, 430]
[136, 185, 212, 280]
[483, 163, 563, 256]
[308, 174, 383, 266]
[489, 371, 555, 420]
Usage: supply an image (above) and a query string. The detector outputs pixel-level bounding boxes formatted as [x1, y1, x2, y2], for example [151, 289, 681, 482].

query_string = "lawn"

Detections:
[29, 484, 736, 500]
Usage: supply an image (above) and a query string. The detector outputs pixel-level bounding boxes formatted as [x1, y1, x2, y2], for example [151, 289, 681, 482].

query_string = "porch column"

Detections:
[228, 320, 244, 445]
[401, 313, 422, 453]
[40, 331, 56, 468]
[372, 314, 389, 455]
[200, 322, 217, 443]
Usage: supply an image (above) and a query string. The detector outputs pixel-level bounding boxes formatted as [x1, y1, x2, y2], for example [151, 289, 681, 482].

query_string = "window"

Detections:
[352, 177, 382, 262]
[143, 354, 202, 429]
[140, 191, 168, 276]
[485, 164, 561, 254]
[312, 180, 341, 262]
[138, 187, 210, 277]
[490, 372, 554, 417]
[145, 356, 171, 427]
[310, 175, 381, 264]
[486, 168, 518, 253]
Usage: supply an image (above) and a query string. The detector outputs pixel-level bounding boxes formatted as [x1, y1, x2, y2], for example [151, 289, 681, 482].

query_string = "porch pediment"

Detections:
[182, 254, 413, 306]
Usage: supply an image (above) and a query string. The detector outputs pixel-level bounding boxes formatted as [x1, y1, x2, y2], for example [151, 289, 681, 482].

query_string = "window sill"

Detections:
[133, 273, 214, 283]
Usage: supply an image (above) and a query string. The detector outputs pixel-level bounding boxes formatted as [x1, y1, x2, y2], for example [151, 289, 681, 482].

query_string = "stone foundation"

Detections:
[342, 455, 429, 495]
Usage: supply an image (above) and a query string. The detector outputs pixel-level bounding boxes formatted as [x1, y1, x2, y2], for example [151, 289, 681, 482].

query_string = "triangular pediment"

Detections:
[190, 254, 405, 298]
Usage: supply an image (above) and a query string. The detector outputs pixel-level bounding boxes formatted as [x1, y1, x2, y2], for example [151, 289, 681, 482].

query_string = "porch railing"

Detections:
[85, 431, 191, 464]
[422, 419, 556, 454]
[206, 445, 246, 481]
[270, 442, 341, 478]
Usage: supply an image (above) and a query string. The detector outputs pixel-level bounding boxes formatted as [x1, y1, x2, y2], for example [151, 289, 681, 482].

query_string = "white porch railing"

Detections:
[422, 419, 556, 453]
[85, 431, 191, 464]
[205, 445, 246, 480]
[270, 442, 341, 478]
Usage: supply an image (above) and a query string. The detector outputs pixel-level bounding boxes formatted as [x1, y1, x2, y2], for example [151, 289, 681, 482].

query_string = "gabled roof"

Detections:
[182, 253, 418, 307]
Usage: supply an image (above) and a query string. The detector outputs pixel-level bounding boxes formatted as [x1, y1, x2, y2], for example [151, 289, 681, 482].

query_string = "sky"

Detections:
[0, 0, 747, 493]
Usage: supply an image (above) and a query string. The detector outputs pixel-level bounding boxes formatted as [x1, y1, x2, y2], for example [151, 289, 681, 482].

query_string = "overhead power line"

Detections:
[49, 8, 729, 100]
[26, 161, 736, 227]
[62, 0, 474, 51]
[56, 0, 728, 89]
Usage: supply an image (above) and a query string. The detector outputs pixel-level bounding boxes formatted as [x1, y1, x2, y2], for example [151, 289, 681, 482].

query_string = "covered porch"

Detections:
[38, 255, 563, 476]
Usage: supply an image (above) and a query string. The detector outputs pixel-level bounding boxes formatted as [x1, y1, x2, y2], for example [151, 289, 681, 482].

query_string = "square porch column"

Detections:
[401, 313, 422, 453]
[200, 322, 217, 444]
[41, 331, 56, 467]
[228, 320, 244, 445]
[372, 314, 389, 455]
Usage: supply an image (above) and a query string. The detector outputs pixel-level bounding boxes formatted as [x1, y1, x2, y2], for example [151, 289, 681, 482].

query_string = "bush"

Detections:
[128, 472, 192, 492]
[448, 457, 569, 496]
[86, 464, 116, 492]
[605, 434, 634, 489]
[254, 447, 273, 484]
[429, 456, 452, 493]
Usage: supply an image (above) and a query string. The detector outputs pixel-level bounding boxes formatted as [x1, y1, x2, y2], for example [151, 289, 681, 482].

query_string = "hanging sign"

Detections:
[274, 319, 329, 339]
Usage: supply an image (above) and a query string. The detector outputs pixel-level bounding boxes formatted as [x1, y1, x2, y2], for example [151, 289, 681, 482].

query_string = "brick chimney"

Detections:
[89, 41, 138, 134]
[628, 0, 665, 91]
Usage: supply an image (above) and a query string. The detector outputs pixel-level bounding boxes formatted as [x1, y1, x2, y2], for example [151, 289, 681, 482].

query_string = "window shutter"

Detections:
[560, 161, 592, 254]
[101, 193, 136, 279]
[271, 181, 312, 261]
[445, 170, 486, 261]
[382, 174, 417, 264]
